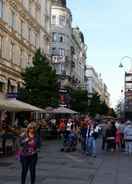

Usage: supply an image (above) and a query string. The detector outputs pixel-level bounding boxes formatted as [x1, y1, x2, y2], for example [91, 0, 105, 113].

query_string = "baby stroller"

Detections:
[61, 131, 78, 152]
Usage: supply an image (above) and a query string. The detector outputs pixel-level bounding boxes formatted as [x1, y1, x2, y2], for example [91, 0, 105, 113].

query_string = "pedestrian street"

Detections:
[0, 140, 132, 184]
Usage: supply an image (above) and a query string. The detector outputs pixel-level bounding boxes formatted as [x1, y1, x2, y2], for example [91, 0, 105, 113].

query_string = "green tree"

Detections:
[99, 101, 109, 115]
[88, 93, 101, 117]
[70, 88, 89, 114]
[19, 49, 59, 108]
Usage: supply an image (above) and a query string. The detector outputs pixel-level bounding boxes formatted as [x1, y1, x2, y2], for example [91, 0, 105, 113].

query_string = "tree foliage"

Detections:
[70, 88, 89, 114]
[88, 93, 109, 117]
[18, 49, 59, 108]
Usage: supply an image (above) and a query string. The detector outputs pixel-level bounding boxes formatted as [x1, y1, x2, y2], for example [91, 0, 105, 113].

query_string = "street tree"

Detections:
[19, 49, 59, 108]
[70, 88, 89, 114]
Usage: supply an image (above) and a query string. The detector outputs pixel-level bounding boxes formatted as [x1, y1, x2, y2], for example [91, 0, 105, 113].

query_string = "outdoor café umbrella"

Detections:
[52, 106, 78, 114]
[0, 98, 46, 112]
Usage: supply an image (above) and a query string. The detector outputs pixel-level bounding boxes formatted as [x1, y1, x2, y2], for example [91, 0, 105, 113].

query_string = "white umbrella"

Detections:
[0, 98, 46, 112]
[52, 106, 78, 114]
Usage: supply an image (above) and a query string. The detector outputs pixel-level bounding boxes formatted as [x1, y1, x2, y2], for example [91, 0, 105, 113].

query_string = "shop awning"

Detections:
[0, 98, 46, 112]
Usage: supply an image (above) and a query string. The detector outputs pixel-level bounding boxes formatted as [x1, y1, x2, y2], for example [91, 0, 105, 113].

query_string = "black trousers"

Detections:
[102, 136, 106, 150]
[20, 153, 38, 184]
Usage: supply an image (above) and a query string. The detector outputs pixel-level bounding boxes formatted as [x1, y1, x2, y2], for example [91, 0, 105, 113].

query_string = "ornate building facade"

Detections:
[71, 27, 87, 88]
[0, 0, 51, 97]
[85, 65, 110, 106]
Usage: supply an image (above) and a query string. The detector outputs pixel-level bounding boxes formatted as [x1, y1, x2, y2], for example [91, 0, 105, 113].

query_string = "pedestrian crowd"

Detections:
[101, 119, 132, 155]
[5, 115, 132, 184]
[58, 116, 132, 158]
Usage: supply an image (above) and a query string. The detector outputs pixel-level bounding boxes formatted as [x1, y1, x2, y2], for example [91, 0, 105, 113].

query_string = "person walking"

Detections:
[115, 127, 121, 151]
[106, 121, 116, 152]
[101, 121, 108, 150]
[86, 119, 100, 157]
[124, 121, 132, 155]
[80, 118, 87, 153]
[18, 122, 39, 184]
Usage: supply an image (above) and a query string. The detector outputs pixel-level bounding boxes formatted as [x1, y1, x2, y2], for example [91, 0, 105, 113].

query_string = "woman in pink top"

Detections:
[19, 122, 39, 184]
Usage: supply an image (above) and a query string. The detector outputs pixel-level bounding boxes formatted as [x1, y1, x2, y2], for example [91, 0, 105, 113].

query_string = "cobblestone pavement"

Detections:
[0, 140, 132, 184]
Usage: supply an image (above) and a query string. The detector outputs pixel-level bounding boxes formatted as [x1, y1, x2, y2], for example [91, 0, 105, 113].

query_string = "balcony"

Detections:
[52, 56, 65, 64]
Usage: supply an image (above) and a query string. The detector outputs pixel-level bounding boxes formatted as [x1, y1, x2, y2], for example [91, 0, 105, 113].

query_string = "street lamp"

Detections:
[119, 56, 132, 71]
[119, 56, 132, 120]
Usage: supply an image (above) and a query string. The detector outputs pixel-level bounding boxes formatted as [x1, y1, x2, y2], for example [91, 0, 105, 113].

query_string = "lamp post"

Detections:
[119, 56, 132, 71]
[119, 56, 132, 120]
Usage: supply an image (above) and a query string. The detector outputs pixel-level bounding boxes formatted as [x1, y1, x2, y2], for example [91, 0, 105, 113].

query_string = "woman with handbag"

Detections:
[18, 122, 39, 184]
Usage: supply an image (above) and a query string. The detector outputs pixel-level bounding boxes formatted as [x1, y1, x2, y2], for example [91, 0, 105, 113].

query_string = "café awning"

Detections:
[0, 98, 46, 112]
[52, 106, 78, 114]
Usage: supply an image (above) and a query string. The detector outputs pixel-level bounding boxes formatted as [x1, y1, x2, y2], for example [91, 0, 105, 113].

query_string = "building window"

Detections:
[28, 54, 31, 65]
[10, 42, 14, 62]
[52, 47, 57, 56]
[58, 33, 64, 42]
[59, 15, 65, 26]
[59, 48, 65, 56]
[20, 20, 24, 38]
[35, 33, 38, 48]
[28, 0, 32, 13]
[20, 48, 23, 66]
[52, 32, 58, 42]
[11, 10, 16, 29]
[0, 0, 3, 18]
[28, 27, 31, 42]
[51, 15, 56, 25]
[0, 35, 3, 56]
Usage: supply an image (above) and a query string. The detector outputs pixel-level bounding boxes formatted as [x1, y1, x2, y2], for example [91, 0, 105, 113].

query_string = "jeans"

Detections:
[125, 141, 132, 154]
[87, 136, 96, 156]
[20, 153, 38, 184]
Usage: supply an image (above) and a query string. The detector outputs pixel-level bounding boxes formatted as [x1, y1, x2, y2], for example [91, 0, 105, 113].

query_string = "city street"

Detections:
[0, 140, 132, 184]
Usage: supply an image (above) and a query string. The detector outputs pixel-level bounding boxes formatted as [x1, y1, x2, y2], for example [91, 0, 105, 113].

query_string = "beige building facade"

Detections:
[0, 0, 51, 97]
[85, 65, 110, 106]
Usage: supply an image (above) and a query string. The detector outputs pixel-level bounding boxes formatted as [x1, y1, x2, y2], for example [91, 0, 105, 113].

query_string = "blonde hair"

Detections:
[26, 122, 36, 136]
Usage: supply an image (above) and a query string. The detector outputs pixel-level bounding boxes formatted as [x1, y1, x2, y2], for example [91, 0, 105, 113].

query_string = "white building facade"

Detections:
[85, 65, 110, 106]
[50, 0, 72, 78]
[50, 0, 87, 89]
[0, 0, 51, 97]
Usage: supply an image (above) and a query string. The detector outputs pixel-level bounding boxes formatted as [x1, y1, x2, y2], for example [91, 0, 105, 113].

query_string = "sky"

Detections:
[67, 0, 132, 107]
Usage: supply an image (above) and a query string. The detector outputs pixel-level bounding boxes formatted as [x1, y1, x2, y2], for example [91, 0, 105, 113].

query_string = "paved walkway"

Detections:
[0, 140, 132, 184]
